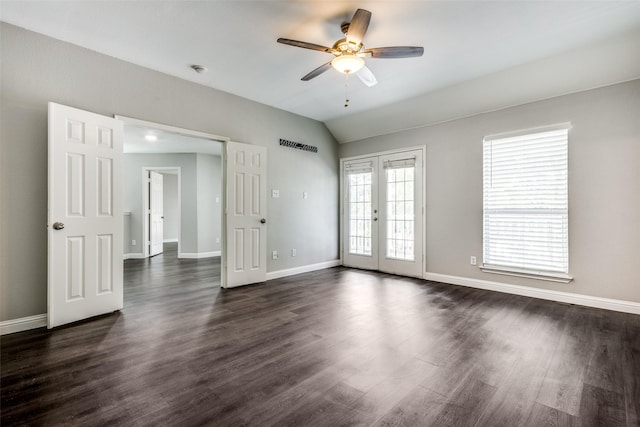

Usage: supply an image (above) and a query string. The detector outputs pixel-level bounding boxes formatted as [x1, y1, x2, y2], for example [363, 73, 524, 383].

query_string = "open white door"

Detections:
[224, 141, 267, 288]
[48, 103, 123, 328]
[149, 171, 164, 256]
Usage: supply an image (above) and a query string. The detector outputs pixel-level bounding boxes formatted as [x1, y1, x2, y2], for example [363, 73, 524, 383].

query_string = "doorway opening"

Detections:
[120, 116, 226, 294]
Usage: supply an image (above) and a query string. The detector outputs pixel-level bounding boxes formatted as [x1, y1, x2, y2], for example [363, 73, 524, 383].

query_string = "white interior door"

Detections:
[149, 171, 164, 256]
[48, 102, 123, 328]
[224, 141, 267, 287]
[342, 149, 424, 278]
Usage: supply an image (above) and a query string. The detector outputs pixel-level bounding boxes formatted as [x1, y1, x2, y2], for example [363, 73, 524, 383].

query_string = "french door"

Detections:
[342, 148, 424, 277]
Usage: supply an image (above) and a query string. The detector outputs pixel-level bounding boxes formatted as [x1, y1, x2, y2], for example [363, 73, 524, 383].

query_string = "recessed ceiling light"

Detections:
[145, 134, 158, 142]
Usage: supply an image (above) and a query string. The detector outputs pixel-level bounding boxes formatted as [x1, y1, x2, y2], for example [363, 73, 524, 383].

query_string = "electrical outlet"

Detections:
[272, 250, 278, 260]
[216, 237, 220, 243]
[470, 256, 477, 266]
[272, 189, 280, 198]
[291, 249, 296, 257]
[132, 240, 136, 246]
[302, 192, 308, 199]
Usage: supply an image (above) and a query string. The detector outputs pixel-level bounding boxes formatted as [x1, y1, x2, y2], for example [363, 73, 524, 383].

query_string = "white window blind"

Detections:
[483, 127, 569, 278]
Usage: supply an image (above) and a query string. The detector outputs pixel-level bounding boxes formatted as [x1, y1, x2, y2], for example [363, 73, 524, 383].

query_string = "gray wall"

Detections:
[196, 154, 221, 254]
[0, 23, 339, 322]
[163, 173, 179, 242]
[340, 79, 640, 304]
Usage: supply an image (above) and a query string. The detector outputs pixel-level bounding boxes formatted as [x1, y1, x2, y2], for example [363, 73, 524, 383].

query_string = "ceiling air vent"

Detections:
[279, 138, 318, 153]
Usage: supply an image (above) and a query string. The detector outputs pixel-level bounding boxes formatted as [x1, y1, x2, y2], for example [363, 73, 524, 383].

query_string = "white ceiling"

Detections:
[2, 1, 640, 142]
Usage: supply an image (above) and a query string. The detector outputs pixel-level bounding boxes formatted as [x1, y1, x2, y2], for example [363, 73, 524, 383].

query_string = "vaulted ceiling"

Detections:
[2, 1, 639, 143]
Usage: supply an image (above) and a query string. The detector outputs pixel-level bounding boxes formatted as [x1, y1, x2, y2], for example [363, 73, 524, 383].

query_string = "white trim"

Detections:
[142, 167, 181, 258]
[266, 260, 341, 281]
[483, 122, 571, 141]
[179, 251, 221, 259]
[340, 145, 426, 163]
[123, 253, 145, 260]
[423, 272, 640, 315]
[480, 265, 573, 283]
[1, 314, 47, 335]
[163, 238, 178, 243]
[115, 115, 230, 143]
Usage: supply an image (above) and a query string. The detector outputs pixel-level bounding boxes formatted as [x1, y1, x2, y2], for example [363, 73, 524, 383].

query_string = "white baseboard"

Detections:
[424, 272, 640, 315]
[266, 259, 341, 281]
[0, 314, 47, 335]
[124, 253, 145, 260]
[163, 238, 178, 243]
[179, 251, 221, 259]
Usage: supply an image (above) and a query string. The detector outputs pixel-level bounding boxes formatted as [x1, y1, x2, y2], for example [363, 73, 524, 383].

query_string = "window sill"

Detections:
[480, 265, 573, 284]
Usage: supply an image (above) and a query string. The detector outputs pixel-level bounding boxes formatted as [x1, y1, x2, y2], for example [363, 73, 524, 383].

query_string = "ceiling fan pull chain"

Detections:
[344, 74, 350, 108]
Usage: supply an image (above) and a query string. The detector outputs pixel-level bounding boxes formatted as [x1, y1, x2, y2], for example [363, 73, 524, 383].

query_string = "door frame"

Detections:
[339, 145, 427, 276]
[142, 167, 180, 258]
[116, 115, 231, 287]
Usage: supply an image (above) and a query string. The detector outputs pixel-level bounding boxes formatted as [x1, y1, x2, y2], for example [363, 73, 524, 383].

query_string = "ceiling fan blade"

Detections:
[363, 46, 424, 58]
[277, 38, 335, 53]
[301, 61, 333, 81]
[346, 9, 371, 46]
[356, 66, 377, 87]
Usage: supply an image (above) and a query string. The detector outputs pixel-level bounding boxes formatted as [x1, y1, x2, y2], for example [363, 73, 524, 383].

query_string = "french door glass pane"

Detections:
[386, 166, 415, 260]
[348, 171, 373, 256]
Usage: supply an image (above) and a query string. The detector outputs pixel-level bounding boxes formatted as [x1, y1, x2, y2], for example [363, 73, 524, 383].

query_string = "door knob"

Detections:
[260, 218, 267, 224]
[373, 217, 378, 221]
[53, 222, 65, 230]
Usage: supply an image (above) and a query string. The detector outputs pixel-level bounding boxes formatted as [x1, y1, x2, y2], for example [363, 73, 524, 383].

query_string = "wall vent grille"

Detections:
[279, 138, 318, 153]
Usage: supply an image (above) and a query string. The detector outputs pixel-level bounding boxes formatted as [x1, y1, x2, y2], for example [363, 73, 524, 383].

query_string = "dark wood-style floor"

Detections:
[2, 243, 639, 426]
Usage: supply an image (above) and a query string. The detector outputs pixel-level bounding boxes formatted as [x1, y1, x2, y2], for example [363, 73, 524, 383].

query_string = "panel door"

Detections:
[224, 141, 267, 287]
[48, 102, 123, 328]
[149, 171, 164, 256]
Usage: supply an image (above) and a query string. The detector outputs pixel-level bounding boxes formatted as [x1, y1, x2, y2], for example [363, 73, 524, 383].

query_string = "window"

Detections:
[482, 125, 571, 282]
[346, 163, 373, 256]
[385, 161, 415, 261]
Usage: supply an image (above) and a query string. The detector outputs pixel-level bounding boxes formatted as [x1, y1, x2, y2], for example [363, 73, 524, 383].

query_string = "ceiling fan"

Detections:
[277, 8, 424, 89]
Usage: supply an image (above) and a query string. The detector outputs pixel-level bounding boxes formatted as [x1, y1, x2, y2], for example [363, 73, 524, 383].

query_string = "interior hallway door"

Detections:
[149, 171, 164, 256]
[342, 148, 424, 278]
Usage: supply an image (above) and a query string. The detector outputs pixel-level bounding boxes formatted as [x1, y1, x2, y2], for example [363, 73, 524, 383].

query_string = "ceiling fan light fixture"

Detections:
[331, 54, 365, 74]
